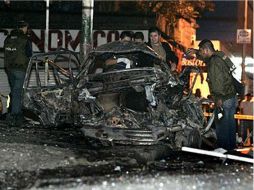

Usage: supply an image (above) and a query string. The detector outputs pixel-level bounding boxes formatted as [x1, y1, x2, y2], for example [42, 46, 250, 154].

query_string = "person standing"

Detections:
[133, 32, 144, 43]
[239, 93, 253, 144]
[194, 88, 202, 100]
[147, 27, 178, 72]
[4, 20, 32, 126]
[119, 31, 133, 42]
[187, 39, 237, 150]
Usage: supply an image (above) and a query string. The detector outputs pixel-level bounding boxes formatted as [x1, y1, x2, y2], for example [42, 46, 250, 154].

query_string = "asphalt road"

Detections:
[0, 121, 253, 190]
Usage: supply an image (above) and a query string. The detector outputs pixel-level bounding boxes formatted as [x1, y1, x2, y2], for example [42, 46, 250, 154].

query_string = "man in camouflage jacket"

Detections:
[187, 39, 237, 150]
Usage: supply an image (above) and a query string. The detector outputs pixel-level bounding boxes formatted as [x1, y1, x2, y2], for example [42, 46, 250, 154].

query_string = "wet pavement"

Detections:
[0, 121, 253, 190]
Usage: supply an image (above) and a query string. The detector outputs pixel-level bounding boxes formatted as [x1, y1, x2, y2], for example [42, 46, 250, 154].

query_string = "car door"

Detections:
[23, 50, 80, 126]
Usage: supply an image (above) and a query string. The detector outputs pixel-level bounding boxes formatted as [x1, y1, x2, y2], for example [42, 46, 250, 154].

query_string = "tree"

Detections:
[137, 0, 214, 24]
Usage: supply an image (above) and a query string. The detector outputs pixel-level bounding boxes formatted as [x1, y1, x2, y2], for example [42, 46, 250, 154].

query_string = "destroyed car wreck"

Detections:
[23, 41, 216, 150]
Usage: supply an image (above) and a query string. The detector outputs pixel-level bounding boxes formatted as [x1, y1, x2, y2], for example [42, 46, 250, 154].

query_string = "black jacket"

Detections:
[4, 29, 32, 71]
[206, 51, 236, 101]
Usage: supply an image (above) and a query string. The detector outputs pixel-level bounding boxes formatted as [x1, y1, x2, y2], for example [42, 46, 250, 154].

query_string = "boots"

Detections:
[6, 113, 24, 127]
[15, 114, 24, 126]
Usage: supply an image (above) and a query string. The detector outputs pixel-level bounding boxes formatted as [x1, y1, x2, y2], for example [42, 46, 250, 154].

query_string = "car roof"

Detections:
[90, 41, 160, 59]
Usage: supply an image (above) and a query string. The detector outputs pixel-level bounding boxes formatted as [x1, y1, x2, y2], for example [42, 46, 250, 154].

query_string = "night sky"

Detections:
[196, 1, 238, 42]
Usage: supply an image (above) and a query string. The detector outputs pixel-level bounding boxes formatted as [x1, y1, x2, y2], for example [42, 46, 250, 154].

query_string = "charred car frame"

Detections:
[23, 41, 216, 149]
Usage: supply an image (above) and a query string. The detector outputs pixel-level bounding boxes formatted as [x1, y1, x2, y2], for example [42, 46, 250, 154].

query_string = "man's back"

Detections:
[207, 53, 236, 101]
[4, 29, 30, 71]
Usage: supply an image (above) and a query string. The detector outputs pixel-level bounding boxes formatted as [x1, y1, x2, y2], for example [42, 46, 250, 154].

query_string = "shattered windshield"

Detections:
[77, 41, 165, 77]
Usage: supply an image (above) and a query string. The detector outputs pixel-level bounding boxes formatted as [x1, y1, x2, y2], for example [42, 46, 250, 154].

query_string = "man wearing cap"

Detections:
[186, 39, 237, 150]
[4, 20, 32, 126]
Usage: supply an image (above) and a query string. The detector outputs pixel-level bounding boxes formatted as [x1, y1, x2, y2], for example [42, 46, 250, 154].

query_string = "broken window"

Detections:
[25, 50, 80, 89]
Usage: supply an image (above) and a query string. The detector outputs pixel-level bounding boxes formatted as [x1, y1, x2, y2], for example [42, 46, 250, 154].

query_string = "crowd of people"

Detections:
[2, 21, 253, 151]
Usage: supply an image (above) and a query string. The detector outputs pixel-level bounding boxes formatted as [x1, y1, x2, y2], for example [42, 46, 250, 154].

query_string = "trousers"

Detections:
[215, 96, 237, 150]
[8, 70, 26, 115]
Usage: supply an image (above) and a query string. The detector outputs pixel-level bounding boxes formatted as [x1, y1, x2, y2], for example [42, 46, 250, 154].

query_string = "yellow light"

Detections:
[190, 73, 210, 99]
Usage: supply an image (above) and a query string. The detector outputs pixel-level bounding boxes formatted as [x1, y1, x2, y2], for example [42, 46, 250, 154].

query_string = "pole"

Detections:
[45, 0, 49, 53]
[241, 0, 248, 85]
[80, 0, 94, 64]
[45, 0, 49, 86]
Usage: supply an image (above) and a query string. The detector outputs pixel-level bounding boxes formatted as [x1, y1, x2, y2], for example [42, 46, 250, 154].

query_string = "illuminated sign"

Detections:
[181, 57, 205, 67]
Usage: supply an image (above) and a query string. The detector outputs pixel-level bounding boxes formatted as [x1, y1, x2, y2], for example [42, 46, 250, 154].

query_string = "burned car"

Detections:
[23, 41, 216, 150]
[23, 49, 81, 126]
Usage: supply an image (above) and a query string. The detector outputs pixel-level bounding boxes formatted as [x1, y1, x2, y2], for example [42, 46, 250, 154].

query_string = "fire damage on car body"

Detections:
[23, 41, 216, 150]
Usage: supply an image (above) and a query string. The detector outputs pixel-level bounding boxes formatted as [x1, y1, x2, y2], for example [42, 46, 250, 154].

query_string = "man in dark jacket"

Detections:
[4, 20, 32, 126]
[187, 39, 237, 150]
[147, 27, 178, 72]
